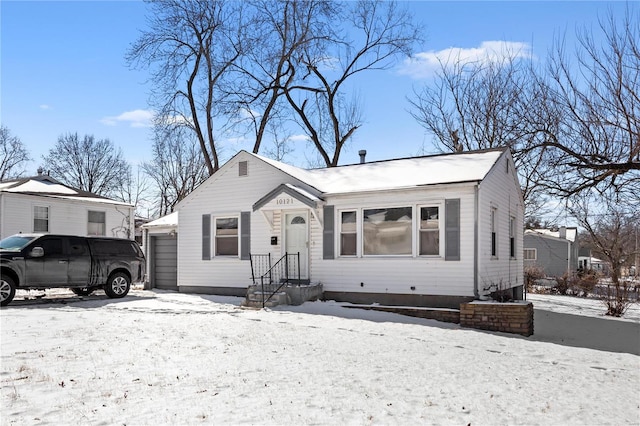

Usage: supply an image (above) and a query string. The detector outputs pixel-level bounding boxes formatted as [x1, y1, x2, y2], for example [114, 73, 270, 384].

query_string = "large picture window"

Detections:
[420, 206, 440, 255]
[215, 217, 238, 256]
[88, 211, 106, 236]
[340, 211, 357, 256]
[33, 206, 49, 232]
[363, 207, 412, 255]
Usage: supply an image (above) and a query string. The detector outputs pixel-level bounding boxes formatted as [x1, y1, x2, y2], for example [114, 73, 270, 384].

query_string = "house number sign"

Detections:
[276, 197, 295, 205]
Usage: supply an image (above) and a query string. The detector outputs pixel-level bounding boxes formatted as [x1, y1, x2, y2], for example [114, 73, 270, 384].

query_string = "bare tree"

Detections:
[42, 133, 131, 198]
[127, 0, 245, 175]
[529, 9, 640, 200]
[570, 191, 639, 316]
[0, 125, 31, 180]
[142, 125, 209, 217]
[113, 164, 152, 216]
[228, 0, 336, 154]
[284, 0, 421, 166]
[408, 48, 556, 219]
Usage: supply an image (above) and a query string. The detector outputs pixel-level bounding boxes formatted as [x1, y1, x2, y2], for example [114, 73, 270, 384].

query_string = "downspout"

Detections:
[474, 183, 479, 299]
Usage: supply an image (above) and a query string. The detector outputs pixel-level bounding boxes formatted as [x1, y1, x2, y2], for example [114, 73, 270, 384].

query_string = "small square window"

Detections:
[524, 248, 537, 260]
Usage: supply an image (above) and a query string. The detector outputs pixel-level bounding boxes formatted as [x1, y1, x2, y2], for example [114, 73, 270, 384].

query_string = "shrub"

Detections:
[575, 270, 598, 297]
[600, 281, 636, 317]
[524, 265, 546, 293]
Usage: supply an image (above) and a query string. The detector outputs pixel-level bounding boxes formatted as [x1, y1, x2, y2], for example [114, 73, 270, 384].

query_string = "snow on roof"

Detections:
[254, 148, 506, 194]
[526, 228, 578, 242]
[0, 175, 132, 207]
[142, 212, 178, 229]
[0, 178, 77, 195]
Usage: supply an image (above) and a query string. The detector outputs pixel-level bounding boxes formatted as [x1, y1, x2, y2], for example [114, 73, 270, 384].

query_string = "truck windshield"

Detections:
[0, 235, 37, 250]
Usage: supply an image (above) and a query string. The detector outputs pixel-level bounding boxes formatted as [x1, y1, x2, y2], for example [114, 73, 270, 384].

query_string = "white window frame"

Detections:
[33, 205, 49, 233]
[524, 248, 537, 261]
[339, 210, 358, 257]
[214, 216, 239, 257]
[418, 204, 443, 257]
[362, 205, 413, 257]
[88, 210, 106, 236]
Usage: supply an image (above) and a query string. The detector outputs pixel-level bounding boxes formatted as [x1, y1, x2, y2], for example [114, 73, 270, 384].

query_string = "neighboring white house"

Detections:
[0, 174, 135, 239]
[172, 147, 524, 308]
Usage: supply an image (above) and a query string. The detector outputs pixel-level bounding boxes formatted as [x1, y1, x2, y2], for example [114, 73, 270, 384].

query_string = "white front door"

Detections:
[285, 212, 309, 279]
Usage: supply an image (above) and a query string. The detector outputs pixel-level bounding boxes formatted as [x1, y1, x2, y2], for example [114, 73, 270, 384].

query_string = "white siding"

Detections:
[177, 152, 310, 289]
[476, 151, 524, 295]
[0, 193, 134, 239]
[176, 149, 524, 300]
[313, 185, 477, 297]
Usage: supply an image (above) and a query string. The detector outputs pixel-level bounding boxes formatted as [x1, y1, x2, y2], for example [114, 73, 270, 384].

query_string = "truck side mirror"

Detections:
[30, 247, 44, 258]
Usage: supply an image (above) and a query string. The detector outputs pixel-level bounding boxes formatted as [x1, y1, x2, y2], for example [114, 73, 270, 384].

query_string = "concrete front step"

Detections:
[246, 291, 289, 308]
[244, 282, 324, 308]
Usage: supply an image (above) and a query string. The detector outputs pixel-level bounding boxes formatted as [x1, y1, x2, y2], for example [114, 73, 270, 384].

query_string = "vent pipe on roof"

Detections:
[358, 150, 367, 164]
[37, 167, 44, 176]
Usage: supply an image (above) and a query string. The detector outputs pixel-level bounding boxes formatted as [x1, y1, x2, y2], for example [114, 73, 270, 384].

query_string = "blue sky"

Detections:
[0, 1, 630, 173]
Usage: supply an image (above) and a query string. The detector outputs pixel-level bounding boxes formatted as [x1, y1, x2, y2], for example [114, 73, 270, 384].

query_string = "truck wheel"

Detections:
[71, 287, 95, 296]
[103, 272, 130, 298]
[1, 274, 17, 307]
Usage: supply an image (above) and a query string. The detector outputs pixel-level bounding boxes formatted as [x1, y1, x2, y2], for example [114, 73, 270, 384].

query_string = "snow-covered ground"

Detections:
[1, 288, 639, 425]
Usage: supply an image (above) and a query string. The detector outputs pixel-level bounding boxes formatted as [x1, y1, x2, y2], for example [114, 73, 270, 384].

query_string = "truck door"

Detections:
[24, 236, 67, 286]
[66, 237, 91, 285]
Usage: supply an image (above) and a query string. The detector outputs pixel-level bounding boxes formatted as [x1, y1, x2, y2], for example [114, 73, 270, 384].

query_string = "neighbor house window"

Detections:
[419, 206, 440, 256]
[215, 217, 238, 256]
[88, 211, 106, 236]
[340, 211, 357, 256]
[524, 248, 536, 260]
[491, 207, 497, 257]
[363, 207, 412, 255]
[509, 216, 516, 258]
[33, 206, 49, 232]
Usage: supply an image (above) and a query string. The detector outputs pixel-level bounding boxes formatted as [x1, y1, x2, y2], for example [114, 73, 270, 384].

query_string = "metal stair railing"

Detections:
[250, 253, 272, 285]
[254, 252, 300, 308]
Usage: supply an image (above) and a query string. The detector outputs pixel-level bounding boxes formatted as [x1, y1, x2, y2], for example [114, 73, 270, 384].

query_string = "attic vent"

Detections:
[239, 161, 248, 176]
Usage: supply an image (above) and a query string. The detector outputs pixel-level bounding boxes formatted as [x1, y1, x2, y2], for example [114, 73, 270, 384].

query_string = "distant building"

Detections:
[524, 227, 579, 277]
[0, 174, 135, 240]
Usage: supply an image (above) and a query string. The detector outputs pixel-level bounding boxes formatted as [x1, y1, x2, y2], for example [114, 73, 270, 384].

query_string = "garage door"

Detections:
[150, 235, 178, 290]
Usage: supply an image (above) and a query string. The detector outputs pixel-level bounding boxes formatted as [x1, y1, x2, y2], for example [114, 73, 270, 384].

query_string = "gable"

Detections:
[253, 184, 323, 211]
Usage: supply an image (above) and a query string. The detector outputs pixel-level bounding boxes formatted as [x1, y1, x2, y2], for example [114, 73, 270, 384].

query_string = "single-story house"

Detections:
[140, 212, 178, 290]
[167, 147, 523, 308]
[524, 227, 579, 277]
[0, 173, 135, 240]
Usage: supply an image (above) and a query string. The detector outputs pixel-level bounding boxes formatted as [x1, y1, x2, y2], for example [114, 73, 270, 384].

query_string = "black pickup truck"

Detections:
[0, 234, 145, 306]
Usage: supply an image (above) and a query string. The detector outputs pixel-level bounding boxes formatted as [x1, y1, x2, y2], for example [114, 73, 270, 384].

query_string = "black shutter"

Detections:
[240, 211, 250, 260]
[202, 214, 211, 260]
[445, 199, 460, 261]
[323, 205, 335, 259]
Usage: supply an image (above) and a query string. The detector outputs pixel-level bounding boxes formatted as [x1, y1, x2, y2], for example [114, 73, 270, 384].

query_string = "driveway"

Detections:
[532, 309, 640, 355]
